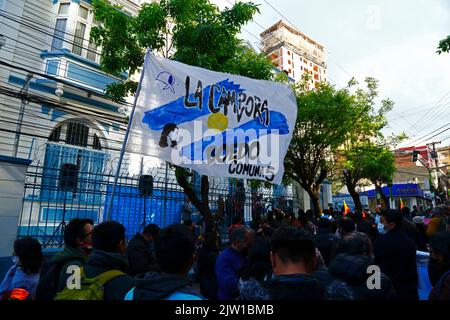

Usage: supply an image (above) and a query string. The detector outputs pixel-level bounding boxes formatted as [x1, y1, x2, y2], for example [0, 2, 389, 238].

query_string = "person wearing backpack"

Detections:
[36, 218, 94, 300]
[80, 221, 135, 300]
[428, 232, 450, 300]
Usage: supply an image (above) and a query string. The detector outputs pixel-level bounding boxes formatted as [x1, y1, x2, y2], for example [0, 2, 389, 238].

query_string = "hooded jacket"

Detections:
[317, 253, 394, 300]
[373, 229, 418, 300]
[51, 246, 88, 292]
[84, 250, 135, 300]
[263, 273, 326, 300]
[126, 233, 158, 276]
[125, 272, 203, 300]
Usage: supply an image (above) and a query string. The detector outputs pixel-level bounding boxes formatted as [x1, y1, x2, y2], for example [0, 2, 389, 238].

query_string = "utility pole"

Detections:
[12, 73, 33, 157]
[427, 141, 441, 205]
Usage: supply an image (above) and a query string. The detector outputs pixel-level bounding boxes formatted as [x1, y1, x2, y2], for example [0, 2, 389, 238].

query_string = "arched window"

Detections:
[48, 121, 102, 150]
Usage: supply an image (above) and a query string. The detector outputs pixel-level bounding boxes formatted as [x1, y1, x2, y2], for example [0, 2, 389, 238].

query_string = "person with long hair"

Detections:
[0, 237, 43, 300]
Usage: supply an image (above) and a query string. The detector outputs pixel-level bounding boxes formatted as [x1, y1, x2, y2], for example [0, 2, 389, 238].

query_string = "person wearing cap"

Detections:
[413, 216, 428, 252]
[427, 205, 449, 237]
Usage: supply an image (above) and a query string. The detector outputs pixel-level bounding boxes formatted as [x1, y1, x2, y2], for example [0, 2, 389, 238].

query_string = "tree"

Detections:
[336, 77, 396, 211]
[437, 36, 450, 54]
[284, 76, 362, 215]
[359, 143, 396, 209]
[91, 0, 275, 223]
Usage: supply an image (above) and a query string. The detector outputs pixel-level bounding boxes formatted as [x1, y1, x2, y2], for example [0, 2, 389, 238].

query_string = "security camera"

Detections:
[55, 83, 64, 97]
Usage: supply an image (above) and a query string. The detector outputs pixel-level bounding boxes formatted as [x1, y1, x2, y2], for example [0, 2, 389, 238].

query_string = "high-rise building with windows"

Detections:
[260, 20, 327, 88]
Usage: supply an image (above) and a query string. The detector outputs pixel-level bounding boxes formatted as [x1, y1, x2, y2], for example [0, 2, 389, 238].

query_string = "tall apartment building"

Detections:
[260, 20, 327, 88]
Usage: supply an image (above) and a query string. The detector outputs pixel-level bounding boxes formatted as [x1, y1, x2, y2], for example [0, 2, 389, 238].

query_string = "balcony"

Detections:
[40, 49, 126, 94]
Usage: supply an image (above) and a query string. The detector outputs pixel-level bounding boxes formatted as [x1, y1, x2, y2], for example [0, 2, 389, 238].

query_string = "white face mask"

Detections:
[377, 222, 388, 235]
[375, 215, 381, 224]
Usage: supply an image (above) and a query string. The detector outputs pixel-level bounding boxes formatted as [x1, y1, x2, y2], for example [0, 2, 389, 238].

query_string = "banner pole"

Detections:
[105, 51, 149, 221]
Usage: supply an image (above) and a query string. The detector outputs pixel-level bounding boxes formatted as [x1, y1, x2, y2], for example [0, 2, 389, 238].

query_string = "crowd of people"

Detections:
[0, 204, 449, 300]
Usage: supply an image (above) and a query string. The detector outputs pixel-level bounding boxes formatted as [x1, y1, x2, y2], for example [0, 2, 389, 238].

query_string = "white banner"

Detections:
[126, 53, 297, 184]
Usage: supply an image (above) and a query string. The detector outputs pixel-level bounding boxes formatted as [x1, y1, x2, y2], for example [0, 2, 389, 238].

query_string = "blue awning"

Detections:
[366, 183, 425, 198]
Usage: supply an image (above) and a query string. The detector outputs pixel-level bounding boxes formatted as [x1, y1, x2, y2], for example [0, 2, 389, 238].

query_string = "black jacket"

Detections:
[263, 274, 326, 300]
[84, 250, 135, 300]
[401, 218, 421, 250]
[315, 231, 339, 267]
[197, 245, 219, 300]
[314, 253, 395, 300]
[126, 233, 158, 276]
[373, 229, 418, 300]
[131, 272, 203, 300]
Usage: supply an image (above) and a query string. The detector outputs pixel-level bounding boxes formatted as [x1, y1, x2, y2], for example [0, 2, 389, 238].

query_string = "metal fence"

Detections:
[17, 161, 297, 248]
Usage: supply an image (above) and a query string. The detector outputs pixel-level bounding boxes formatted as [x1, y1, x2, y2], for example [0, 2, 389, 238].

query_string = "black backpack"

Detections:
[35, 257, 84, 300]
[35, 261, 64, 300]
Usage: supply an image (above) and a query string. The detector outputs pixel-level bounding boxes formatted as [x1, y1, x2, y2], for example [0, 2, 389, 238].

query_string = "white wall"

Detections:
[0, 158, 30, 257]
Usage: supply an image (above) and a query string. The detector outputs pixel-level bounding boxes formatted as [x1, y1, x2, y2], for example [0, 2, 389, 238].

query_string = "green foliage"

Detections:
[359, 143, 396, 187]
[437, 35, 450, 54]
[91, 0, 274, 100]
[285, 80, 360, 213]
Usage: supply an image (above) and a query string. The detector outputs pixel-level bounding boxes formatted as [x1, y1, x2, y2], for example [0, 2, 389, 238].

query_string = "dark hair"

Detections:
[159, 123, 177, 147]
[275, 210, 284, 222]
[335, 232, 373, 256]
[154, 224, 195, 274]
[14, 237, 43, 274]
[239, 238, 272, 281]
[64, 218, 94, 248]
[354, 211, 363, 223]
[298, 214, 309, 226]
[430, 232, 450, 261]
[380, 209, 403, 229]
[232, 216, 243, 225]
[143, 224, 161, 238]
[202, 231, 219, 252]
[231, 226, 252, 243]
[262, 226, 274, 238]
[271, 226, 316, 265]
[337, 217, 356, 234]
[401, 206, 411, 217]
[317, 218, 331, 232]
[92, 221, 126, 253]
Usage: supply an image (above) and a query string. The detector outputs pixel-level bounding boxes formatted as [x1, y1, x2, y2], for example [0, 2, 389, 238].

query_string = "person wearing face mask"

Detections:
[0, 237, 43, 300]
[215, 226, 255, 300]
[314, 232, 395, 300]
[428, 232, 450, 300]
[373, 210, 419, 300]
[36, 218, 94, 300]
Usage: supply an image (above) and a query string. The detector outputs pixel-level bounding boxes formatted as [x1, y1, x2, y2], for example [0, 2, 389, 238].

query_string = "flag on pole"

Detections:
[126, 53, 297, 184]
[362, 209, 367, 219]
[343, 200, 351, 215]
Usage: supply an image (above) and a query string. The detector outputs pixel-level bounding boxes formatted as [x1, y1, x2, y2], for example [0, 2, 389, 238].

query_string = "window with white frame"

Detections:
[51, 2, 70, 50]
[72, 4, 100, 63]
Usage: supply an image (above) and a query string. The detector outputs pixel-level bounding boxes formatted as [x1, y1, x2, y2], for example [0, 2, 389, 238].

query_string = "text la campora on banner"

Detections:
[126, 53, 297, 184]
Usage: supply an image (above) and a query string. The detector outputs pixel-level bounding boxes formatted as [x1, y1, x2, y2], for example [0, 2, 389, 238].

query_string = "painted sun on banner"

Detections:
[126, 52, 297, 184]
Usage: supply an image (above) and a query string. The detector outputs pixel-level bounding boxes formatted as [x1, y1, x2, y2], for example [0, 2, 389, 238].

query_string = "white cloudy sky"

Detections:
[212, 0, 450, 147]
